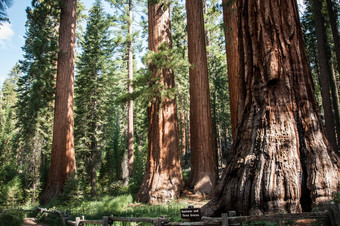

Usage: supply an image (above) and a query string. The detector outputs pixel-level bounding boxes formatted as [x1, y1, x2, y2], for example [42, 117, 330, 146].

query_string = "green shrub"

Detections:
[0, 210, 24, 226]
[0, 176, 24, 208]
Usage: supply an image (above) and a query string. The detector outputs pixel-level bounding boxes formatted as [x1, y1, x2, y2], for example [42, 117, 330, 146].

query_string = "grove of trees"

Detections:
[0, 0, 339, 217]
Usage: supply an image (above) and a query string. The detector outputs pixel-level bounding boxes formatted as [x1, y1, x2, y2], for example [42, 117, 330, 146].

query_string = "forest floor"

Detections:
[179, 189, 210, 207]
[23, 217, 47, 226]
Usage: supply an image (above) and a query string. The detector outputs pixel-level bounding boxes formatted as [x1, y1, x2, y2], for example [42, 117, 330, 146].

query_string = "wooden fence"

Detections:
[24, 204, 340, 226]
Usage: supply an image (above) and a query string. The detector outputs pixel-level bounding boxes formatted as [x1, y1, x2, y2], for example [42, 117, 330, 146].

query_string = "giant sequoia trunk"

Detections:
[326, 0, 340, 152]
[186, 0, 216, 195]
[40, 0, 77, 204]
[202, 0, 340, 216]
[312, 0, 338, 150]
[326, 0, 340, 82]
[222, 0, 244, 140]
[136, 0, 183, 204]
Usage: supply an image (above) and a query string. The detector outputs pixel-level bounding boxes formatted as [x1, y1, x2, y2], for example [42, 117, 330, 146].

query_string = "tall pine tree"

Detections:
[75, 0, 113, 197]
[40, 0, 77, 204]
[16, 0, 58, 204]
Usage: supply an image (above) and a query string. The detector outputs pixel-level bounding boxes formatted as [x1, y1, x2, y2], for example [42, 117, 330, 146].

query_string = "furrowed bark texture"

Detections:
[326, 0, 340, 152]
[326, 0, 340, 87]
[40, 0, 77, 204]
[186, 0, 216, 195]
[136, 0, 183, 204]
[312, 0, 337, 150]
[202, 0, 340, 216]
[222, 0, 244, 140]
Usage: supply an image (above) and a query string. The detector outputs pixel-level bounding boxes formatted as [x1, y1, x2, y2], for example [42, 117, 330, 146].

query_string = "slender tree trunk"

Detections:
[202, 0, 340, 216]
[121, 150, 129, 186]
[222, 0, 244, 141]
[204, 0, 220, 181]
[326, 0, 340, 152]
[312, 0, 338, 150]
[90, 151, 97, 197]
[326, 0, 340, 78]
[127, 0, 134, 177]
[122, 0, 134, 186]
[137, 0, 183, 204]
[180, 97, 186, 156]
[186, 0, 216, 195]
[40, 0, 77, 204]
[185, 97, 190, 166]
[329, 64, 340, 151]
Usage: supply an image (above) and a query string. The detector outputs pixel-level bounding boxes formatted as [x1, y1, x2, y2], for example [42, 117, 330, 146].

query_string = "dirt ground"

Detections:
[23, 218, 47, 226]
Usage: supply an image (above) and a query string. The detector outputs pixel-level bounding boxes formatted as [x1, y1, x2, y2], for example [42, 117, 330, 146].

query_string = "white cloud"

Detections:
[0, 22, 14, 46]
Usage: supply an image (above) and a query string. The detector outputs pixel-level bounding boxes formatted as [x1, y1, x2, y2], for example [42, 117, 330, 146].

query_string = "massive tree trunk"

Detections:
[136, 0, 183, 204]
[222, 0, 244, 141]
[202, 0, 340, 216]
[186, 0, 216, 195]
[40, 0, 77, 204]
[312, 0, 338, 150]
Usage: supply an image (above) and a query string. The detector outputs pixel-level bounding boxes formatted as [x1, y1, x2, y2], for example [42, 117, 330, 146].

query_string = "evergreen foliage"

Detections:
[204, 0, 231, 164]
[0, 64, 19, 156]
[75, 0, 113, 197]
[15, 0, 59, 204]
[301, 0, 340, 106]
[0, 0, 13, 23]
[0, 65, 22, 208]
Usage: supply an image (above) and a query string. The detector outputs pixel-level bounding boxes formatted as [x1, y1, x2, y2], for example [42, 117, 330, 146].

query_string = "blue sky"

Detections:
[0, 0, 306, 87]
[0, 0, 28, 85]
[0, 0, 94, 86]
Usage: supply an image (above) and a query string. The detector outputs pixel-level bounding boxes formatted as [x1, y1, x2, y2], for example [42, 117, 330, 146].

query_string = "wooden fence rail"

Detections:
[67, 216, 168, 226]
[15, 205, 339, 226]
[68, 211, 333, 226]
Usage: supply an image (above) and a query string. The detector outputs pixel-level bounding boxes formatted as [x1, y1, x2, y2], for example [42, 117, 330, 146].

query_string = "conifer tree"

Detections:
[0, 64, 19, 158]
[107, 0, 144, 186]
[204, 0, 230, 173]
[75, 0, 112, 197]
[171, 0, 191, 165]
[40, 0, 77, 204]
[16, 0, 58, 204]
[137, 0, 184, 204]
[186, 0, 216, 194]
[312, 0, 338, 150]
[0, 0, 12, 23]
[202, 0, 340, 216]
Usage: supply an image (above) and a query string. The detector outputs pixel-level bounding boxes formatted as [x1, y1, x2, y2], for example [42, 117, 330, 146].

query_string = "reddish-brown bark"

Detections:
[326, 0, 340, 152]
[186, 0, 216, 195]
[222, 0, 244, 140]
[312, 0, 337, 150]
[136, 0, 183, 204]
[202, 0, 340, 216]
[40, 0, 77, 204]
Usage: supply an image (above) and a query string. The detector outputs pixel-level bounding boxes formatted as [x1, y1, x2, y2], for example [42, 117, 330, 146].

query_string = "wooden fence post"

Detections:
[75, 217, 80, 226]
[103, 216, 109, 226]
[153, 217, 163, 226]
[222, 213, 228, 226]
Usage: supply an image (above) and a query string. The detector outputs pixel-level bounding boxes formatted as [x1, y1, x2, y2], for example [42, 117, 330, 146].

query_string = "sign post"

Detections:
[180, 206, 201, 222]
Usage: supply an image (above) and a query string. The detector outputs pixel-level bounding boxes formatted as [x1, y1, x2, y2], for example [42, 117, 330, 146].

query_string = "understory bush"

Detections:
[0, 210, 24, 226]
